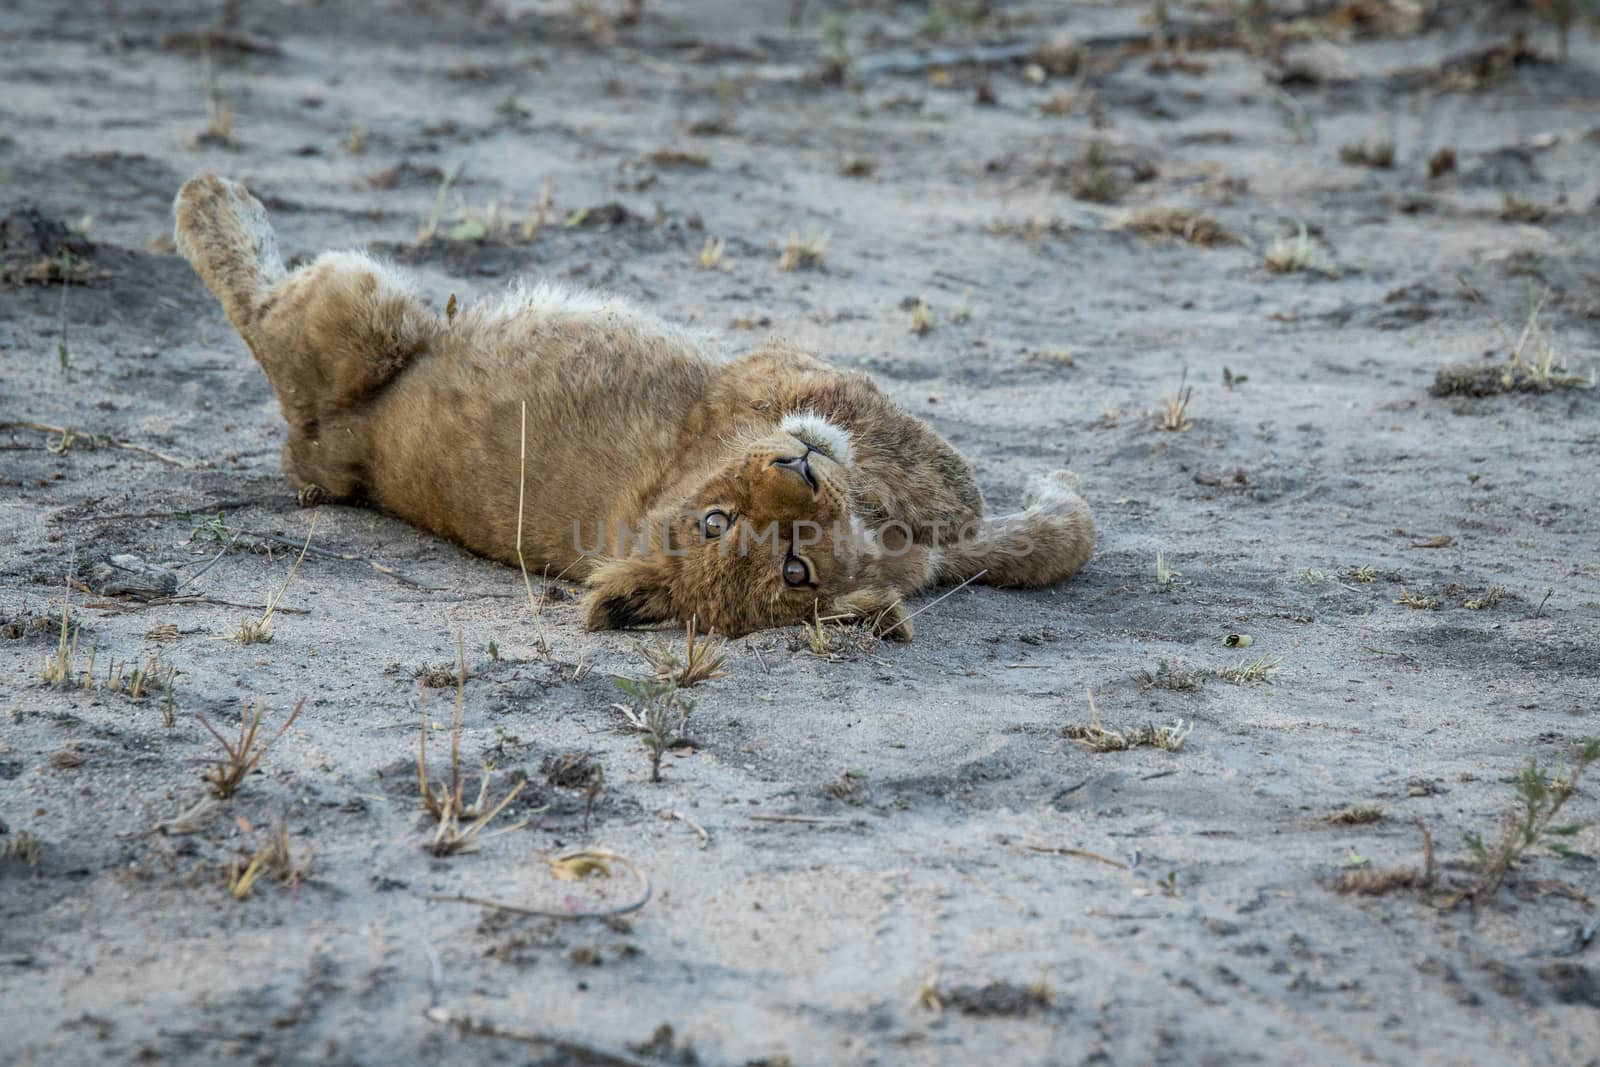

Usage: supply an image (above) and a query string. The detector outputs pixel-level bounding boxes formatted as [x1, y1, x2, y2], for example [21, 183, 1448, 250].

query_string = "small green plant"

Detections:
[821, 13, 850, 74]
[614, 676, 694, 783]
[196, 698, 308, 799]
[1455, 740, 1599, 905]
[910, 295, 935, 336]
[182, 510, 232, 544]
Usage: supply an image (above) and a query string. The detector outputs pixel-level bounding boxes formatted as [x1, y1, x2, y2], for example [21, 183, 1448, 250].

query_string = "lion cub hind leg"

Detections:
[177, 174, 439, 415]
[177, 173, 441, 505]
[933, 469, 1094, 589]
[254, 249, 440, 413]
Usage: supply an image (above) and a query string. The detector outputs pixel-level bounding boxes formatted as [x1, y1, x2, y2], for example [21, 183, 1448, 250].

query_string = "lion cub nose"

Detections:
[770, 451, 817, 492]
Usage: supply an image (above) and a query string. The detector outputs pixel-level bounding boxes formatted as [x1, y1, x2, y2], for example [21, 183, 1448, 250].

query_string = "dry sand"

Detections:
[3, 1, 1599, 1064]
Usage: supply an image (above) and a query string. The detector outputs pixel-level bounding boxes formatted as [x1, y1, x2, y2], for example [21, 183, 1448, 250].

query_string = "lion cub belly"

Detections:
[359, 316, 712, 572]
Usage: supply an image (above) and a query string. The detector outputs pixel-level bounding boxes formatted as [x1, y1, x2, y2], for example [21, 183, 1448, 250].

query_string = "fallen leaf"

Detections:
[1411, 534, 1452, 548]
[546, 852, 612, 880]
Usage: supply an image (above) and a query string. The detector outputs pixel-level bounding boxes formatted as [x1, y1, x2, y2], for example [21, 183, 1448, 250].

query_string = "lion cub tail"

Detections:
[933, 469, 1094, 589]
[173, 173, 286, 343]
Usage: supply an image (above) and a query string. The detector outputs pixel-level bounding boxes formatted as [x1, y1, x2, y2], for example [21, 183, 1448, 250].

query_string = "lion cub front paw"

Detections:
[296, 484, 330, 508]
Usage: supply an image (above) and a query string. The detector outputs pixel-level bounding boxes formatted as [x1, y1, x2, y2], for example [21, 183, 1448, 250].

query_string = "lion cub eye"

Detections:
[701, 509, 731, 539]
[782, 555, 813, 587]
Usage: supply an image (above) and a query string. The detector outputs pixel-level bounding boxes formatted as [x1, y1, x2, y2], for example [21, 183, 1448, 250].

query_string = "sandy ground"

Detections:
[3, 1, 1600, 1064]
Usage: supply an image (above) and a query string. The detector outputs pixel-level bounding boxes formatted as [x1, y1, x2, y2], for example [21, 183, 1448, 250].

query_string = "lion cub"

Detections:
[173, 174, 1092, 639]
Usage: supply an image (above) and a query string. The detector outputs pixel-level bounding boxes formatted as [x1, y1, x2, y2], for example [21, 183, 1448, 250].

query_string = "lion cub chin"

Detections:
[173, 173, 1094, 641]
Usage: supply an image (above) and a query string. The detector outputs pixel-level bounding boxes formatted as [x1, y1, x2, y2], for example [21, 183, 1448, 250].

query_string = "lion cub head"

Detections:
[581, 413, 925, 640]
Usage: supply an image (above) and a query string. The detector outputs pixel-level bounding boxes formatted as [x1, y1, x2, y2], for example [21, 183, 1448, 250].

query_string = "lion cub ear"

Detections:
[828, 586, 914, 643]
[581, 557, 676, 632]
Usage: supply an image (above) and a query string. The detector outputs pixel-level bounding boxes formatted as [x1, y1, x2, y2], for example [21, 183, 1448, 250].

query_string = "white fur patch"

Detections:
[780, 411, 855, 468]
[483, 279, 717, 356]
[317, 250, 419, 302]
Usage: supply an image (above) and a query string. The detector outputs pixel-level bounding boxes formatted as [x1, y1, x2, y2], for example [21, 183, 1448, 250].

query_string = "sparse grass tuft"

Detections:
[1113, 207, 1232, 246]
[1218, 654, 1281, 685]
[910, 295, 936, 336]
[952, 287, 974, 324]
[418, 632, 530, 855]
[2, 830, 42, 869]
[1154, 550, 1179, 592]
[791, 604, 880, 659]
[1070, 141, 1119, 203]
[841, 156, 877, 178]
[1338, 140, 1395, 168]
[1065, 691, 1193, 753]
[1265, 223, 1336, 276]
[413, 664, 457, 688]
[1529, 0, 1600, 57]
[1461, 586, 1505, 611]
[1156, 368, 1193, 432]
[613, 677, 694, 784]
[1336, 818, 1435, 896]
[642, 148, 709, 169]
[1437, 285, 1589, 395]
[40, 601, 78, 686]
[1140, 659, 1203, 690]
[916, 971, 944, 1012]
[697, 236, 726, 270]
[778, 226, 830, 271]
[1328, 804, 1385, 825]
[638, 616, 728, 688]
[222, 514, 316, 644]
[228, 820, 310, 900]
[42, 604, 177, 720]
[1499, 192, 1549, 224]
[196, 698, 308, 799]
[1395, 585, 1438, 610]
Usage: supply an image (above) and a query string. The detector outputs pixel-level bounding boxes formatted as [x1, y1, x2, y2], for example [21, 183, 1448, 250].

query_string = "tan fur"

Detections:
[173, 174, 1094, 639]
